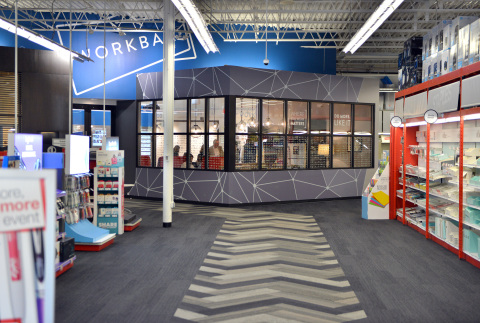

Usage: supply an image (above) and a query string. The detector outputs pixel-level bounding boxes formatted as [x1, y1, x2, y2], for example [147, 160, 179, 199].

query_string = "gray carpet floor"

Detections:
[55, 198, 480, 322]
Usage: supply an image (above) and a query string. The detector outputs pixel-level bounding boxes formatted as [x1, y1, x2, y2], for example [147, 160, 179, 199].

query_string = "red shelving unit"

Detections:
[391, 61, 480, 270]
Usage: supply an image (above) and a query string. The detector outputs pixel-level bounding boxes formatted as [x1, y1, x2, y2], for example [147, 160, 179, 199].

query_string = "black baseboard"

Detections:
[125, 195, 361, 207]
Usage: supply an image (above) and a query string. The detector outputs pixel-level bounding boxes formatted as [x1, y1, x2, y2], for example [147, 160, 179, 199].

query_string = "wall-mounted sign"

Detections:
[424, 109, 438, 124]
[390, 116, 403, 128]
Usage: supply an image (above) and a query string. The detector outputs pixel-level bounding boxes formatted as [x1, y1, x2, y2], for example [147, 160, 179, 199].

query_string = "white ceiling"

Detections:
[1, 0, 480, 73]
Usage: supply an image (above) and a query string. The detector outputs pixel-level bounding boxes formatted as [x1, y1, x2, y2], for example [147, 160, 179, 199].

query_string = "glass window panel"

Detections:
[287, 136, 307, 169]
[190, 135, 205, 169]
[333, 103, 352, 135]
[72, 109, 85, 134]
[209, 97, 225, 132]
[287, 101, 308, 134]
[174, 99, 187, 133]
[138, 135, 152, 167]
[262, 135, 285, 170]
[155, 135, 187, 168]
[236, 135, 259, 170]
[139, 101, 153, 133]
[311, 102, 330, 134]
[207, 135, 225, 170]
[236, 98, 259, 133]
[155, 101, 163, 133]
[354, 136, 372, 167]
[332, 136, 352, 168]
[310, 136, 330, 169]
[190, 98, 205, 134]
[262, 100, 285, 134]
[91, 110, 111, 147]
[354, 105, 372, 135]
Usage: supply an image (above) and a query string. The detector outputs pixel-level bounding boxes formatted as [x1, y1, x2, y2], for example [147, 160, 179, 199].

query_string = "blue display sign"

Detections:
[0, 27, 336, 100]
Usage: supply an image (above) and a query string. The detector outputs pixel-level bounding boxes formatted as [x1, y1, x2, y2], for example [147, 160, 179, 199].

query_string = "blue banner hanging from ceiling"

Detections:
[0, 27, 336, 100]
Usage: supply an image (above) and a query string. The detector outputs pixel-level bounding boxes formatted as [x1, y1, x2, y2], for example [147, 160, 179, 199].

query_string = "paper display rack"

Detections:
[94, 150, 125, 235]
[362, 162, 390, 220]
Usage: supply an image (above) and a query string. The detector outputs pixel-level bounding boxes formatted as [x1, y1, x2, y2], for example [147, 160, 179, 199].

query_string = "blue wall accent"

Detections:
[91, 110, 111, 126]
[0, 27, 336, 100]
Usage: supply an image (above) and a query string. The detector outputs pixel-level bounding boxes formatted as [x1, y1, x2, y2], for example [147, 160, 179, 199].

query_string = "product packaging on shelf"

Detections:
[450, 44, 458, 72]
[469, 19, 480, 65]
[451, 16, 479, 48]
[441, 49, 450, 75]
[459, 25, 471, 68]
[423, 32, 431, 60]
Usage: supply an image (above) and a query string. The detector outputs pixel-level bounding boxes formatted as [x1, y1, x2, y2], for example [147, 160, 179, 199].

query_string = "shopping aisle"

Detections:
[55, 198, 480, 322]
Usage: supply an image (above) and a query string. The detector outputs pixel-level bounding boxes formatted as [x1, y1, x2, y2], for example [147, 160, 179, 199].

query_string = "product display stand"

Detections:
[63, 173, 115, 251]
[94, 150, 125, 235]
[362, 158, 390, 220]
[55, 190, 76, 277]
[124, 218, 142, 232]
[391, 61, 480, 270]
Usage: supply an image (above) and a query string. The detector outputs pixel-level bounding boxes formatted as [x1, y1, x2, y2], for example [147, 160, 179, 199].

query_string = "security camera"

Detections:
[263, 58, 269, 66]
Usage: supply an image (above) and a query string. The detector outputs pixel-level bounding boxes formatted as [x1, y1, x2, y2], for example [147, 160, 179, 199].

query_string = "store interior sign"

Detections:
[424, 109, 438, 124]
[390, 116, 403, 127]
[334, 113, 351, 127]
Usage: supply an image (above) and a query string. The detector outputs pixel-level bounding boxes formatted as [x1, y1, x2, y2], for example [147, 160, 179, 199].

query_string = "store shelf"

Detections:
[399, 170, 451, 181]
[463, 221, 480, 231]
[429, 232, 459, 251]
[428, 191, 459, 204]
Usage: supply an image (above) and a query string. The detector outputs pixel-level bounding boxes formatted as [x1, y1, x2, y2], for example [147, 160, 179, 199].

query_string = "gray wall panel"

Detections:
[128, 168, 366, 204]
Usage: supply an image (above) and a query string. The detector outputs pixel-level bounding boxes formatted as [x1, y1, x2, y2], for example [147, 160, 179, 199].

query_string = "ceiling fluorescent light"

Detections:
[405, 121, 426, 127]
[0, 17, 92, 62]
[343, 0, 404, 54]
[170, 0, 219, 53]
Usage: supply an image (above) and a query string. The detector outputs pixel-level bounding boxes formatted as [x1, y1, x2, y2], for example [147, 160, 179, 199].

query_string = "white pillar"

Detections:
[163, 0, 175, 227]
[14, 0, 17, 133]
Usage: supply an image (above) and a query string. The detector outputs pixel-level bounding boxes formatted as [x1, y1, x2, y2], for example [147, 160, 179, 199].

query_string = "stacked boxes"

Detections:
[398, 36, 423, 90]
[401, 16, 479, 89]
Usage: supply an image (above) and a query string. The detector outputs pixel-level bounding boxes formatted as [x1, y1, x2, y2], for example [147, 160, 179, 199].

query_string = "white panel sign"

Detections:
[427, 81, 460, 113]
[404, 91, 428, 118]
[0, 179, 46, 232]
[395, 99, 404, 118]
[462, 74, 480, 108]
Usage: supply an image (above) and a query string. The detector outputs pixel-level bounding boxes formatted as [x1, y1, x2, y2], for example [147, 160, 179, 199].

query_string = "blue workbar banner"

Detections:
[0, 27, 336, 100]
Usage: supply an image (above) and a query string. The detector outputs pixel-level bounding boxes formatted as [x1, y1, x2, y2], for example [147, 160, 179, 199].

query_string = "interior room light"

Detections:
[435, 116, 460, 124]
[170, 0, 219, 53]
[0, 17, 91, 62]
[464, 113, 480, 121]
[405, 121, 427, 127]
[343, 0, 404, 54]
[318, 144, 330, 156]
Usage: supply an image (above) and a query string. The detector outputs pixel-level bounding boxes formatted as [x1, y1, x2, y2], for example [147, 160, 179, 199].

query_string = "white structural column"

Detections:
[163, 0, 175, 227]
[14, 0, 17, 133]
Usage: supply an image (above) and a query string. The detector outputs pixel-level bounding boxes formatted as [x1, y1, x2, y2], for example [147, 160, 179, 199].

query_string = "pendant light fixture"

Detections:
[248, 101, 257, 128]
[211, 98, 218, 131]
[264, 100, 272, 127]
[191, 101, 202, 137]
[237, 98, 246, 131]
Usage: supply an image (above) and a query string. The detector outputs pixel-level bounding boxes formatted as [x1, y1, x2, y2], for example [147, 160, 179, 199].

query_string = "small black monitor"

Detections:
[39, 131, 58, 152]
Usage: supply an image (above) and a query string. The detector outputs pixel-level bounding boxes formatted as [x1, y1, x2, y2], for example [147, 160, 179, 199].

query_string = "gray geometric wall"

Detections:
[131, 66, 376, 204]
[137, 65, 367, 103]
[128, 168, 366, 204]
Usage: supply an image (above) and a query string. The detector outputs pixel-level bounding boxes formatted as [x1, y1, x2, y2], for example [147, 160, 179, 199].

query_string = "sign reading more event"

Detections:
[0, 179, 46, 232]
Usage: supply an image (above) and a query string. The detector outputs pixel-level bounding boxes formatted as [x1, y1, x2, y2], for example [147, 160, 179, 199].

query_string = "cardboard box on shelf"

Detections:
[450, 44, 458, 72]
[423, 32, 431, 60]
[459, 24, 472, 68]
[441, 49, 450, 75]
[451, 16, 478, 48]
[469, 19, 480, 65]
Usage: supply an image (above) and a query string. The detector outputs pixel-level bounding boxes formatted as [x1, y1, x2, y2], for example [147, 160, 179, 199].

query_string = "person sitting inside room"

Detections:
[208, 139, 224, 157]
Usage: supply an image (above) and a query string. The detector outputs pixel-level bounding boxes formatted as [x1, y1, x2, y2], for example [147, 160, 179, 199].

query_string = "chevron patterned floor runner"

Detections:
[173, 209, 366, 322]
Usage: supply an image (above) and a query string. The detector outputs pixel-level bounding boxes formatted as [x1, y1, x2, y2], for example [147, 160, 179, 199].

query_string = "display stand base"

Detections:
[75, 233, 115, 251]
[124, 218, 142, 231]
[56, 256, 76, 278]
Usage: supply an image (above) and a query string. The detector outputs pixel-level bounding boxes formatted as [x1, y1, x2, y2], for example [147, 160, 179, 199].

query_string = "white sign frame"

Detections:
[0, 169, 56, 323]
[391, 116, 403, 128]
[424, 109, 439, 124]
